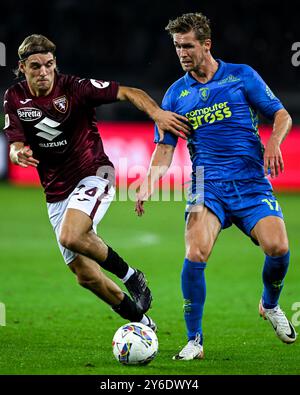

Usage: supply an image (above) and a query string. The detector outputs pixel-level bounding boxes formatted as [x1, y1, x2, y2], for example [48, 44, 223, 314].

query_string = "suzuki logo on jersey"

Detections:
[39, 140, 67, 148]
[53, 95, 68, 113]
[17, 107, 42, 122]
[185, 101, 232, 129]
[90, 79, 110, 89]
[199, 88, 209, 101]
[35, 117, 63, 141]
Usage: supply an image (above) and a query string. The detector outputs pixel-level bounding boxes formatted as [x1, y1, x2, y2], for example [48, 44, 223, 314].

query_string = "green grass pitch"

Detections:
[0, 184, 299, 375]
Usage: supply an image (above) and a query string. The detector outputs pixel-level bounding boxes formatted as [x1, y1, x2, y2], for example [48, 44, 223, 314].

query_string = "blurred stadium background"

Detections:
[0, 0, 299, 375]
[0, 0, 300, 182]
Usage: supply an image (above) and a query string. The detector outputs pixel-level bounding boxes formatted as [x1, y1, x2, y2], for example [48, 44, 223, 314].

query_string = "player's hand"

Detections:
[153, 109, 192, 141]
[135, 198, 145, 217]
[16, 146, 39, 168]
[135, 184, 152, 216]
[264, 138, 284, 178]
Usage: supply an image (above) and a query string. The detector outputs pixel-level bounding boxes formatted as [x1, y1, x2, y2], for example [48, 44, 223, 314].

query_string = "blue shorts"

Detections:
[185, 178, 284, 242]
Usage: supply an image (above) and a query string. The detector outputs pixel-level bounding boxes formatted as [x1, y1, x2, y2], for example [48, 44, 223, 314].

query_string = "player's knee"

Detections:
[186, 246, 209, 263]
[263, 241, 289, 257]
[59, 229, 81, 252]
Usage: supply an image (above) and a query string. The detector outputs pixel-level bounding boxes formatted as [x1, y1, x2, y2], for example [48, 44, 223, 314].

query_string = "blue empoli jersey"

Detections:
[154, 60, 284, 180]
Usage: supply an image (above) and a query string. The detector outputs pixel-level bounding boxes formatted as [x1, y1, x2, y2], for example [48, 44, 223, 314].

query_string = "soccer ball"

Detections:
[112, 322, 158, 365]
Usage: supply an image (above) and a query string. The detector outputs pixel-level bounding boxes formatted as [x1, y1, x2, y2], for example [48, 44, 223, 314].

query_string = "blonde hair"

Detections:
[18, 34, 56, 61]
[15, 34, 56, 77]
[165, 13, 211, 43]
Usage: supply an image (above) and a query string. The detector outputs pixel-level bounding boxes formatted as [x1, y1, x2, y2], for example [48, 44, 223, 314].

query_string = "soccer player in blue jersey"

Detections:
[136, 12, 297, 360]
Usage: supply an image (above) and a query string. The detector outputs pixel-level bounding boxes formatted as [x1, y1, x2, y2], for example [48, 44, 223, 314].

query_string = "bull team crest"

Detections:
[53, 95, 68, 113]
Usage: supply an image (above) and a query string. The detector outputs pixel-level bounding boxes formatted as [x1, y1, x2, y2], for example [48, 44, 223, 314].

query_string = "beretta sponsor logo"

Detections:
[17, 107, 42, 121]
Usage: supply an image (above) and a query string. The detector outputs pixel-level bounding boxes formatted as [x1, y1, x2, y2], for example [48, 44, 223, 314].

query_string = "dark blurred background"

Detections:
[1, 0, 299, 122]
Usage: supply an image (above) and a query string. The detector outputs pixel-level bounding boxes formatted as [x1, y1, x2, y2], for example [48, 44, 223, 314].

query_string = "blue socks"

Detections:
[262, 251, 290, 309]
[180, 252, 290, 344]
[181, 258, 206, 343]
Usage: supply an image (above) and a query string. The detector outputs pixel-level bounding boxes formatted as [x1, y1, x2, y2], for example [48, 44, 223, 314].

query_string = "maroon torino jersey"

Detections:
[3, 73, 119, 202]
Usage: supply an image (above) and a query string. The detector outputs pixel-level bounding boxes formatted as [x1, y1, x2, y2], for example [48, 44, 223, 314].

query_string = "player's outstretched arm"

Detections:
[264, 109, 292, 178]
[9, 142, 39, 168]
[117, 86, 191, 140]
[135, 144, 175, 216]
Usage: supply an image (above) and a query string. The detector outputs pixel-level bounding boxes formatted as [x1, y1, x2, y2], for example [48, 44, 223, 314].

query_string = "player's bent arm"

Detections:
[9, 142, 39, 168]
[271, 108, 292, 144]
[117, 86, 190, 139]
[148, 143, 175, 180]
[264, 109, 292, 178]
[135, 144, 175, 216]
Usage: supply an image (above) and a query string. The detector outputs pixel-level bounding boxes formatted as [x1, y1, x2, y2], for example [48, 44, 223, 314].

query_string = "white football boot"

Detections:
[259, 299, 297, 344]
[173, 333, 204, 360]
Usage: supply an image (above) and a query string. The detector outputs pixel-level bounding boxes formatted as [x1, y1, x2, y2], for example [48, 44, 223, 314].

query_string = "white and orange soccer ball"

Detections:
[112, 322, 158, 365]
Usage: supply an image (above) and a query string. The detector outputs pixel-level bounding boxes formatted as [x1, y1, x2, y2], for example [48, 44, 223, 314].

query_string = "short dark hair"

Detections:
[18, 34, 56, 61]
[165, 13, 211, 42]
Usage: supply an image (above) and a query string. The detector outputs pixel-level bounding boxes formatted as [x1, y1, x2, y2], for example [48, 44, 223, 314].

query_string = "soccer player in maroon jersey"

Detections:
[3, 34, 191, 330]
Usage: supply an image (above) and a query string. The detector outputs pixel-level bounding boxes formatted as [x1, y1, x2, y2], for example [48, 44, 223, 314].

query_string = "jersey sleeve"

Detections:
[72, 77, 119, 107]
[153, 89, 178, 147]
[243, 66, 283, 119]
[3, 89, 26, 144]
